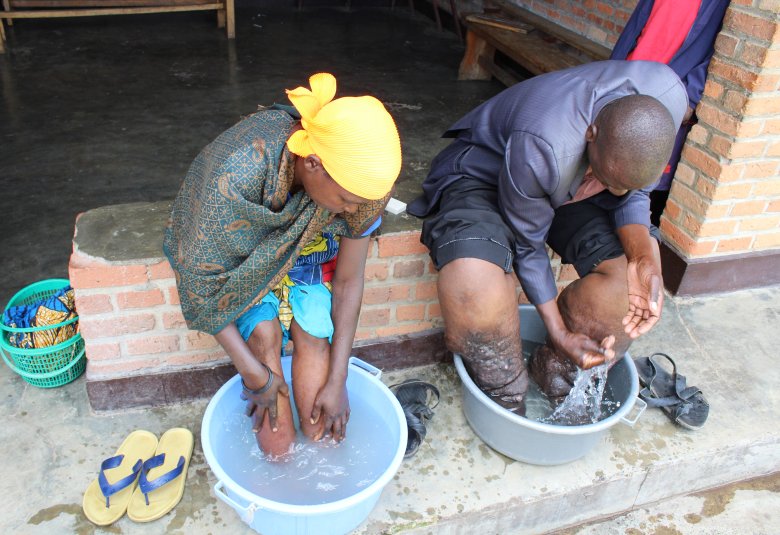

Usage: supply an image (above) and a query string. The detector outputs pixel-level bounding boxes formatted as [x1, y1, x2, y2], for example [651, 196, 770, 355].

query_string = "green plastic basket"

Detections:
[1, 279, 85, 388]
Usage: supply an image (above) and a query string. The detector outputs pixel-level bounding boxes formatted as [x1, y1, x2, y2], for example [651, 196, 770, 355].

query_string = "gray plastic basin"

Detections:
[453, 304, 644, 465]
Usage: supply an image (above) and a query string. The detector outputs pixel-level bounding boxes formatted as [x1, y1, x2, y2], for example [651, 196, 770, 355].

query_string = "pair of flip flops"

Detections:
[390, 379, 440, 458]
[634, 353, 709, 430]
[82, 428, 194, 526]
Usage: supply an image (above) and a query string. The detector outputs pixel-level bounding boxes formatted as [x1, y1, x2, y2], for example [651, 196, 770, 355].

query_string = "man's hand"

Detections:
[623, 254, 664, 338]
[549, 330, 616, 370]
[616, 224, 664, 339]
[310, 380, 350, 442]
[241, 370, 290, 433]
[536, 300, 615, 370]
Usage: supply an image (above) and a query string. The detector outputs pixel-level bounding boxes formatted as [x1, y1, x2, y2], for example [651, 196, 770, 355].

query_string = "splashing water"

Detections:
[540, 364, 620, 425]
[520, 340, 621, 425]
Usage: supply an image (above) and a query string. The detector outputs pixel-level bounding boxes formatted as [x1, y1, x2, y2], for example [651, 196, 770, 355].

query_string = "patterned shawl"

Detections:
[163, 107, 387, 334]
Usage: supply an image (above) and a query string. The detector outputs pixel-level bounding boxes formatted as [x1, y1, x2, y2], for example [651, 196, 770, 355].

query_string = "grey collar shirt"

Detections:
[409, 60, 687, 306]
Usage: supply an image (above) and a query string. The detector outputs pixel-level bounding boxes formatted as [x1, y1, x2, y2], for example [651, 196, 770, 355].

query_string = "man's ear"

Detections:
[585, 124, 598, 143]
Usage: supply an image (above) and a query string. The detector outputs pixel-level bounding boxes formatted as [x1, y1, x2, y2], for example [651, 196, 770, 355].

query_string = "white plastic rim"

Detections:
[453, 353, 640, 436]
[201, 358, 407, 516]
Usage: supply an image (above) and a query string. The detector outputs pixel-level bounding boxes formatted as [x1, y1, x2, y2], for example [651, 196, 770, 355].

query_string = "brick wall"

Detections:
[513, 0, 637, 48]
[69, 226, 577, 382]
[661, 3, 780, 257]
[510, 0, 780, 283]
[69, 250, 227, 380]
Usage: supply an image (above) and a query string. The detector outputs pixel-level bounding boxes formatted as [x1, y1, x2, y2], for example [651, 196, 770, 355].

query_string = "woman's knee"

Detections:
[247, 320, 283, 361]
[289, 321, 330, 357]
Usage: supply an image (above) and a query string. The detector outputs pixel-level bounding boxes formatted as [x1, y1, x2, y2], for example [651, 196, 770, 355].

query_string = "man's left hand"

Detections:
[623, 254, 664, 338]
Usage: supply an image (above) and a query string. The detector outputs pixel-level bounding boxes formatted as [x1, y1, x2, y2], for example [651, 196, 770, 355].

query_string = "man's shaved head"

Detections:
[587, 95, 678, 191]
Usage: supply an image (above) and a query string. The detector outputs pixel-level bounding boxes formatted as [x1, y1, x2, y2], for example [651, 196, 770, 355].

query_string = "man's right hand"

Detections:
[241, 371, 290, 433]
[549, 330, 615, 370]
[536, 299, 615, 370]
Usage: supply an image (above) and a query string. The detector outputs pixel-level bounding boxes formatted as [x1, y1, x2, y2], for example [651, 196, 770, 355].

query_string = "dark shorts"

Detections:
[420, 176, 659, 278]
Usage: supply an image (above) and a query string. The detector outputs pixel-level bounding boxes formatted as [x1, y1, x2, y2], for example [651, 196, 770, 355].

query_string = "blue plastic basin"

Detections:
[201, 356, 406, 535]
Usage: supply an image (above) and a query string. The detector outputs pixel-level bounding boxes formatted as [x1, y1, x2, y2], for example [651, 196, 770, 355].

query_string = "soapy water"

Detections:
[216, 397, 396, 505]
[522, 340, 620, 425]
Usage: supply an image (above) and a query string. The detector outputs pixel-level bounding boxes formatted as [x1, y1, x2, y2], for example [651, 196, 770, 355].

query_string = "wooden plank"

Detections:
[489, 0, 611, 60]
[0, 19, 6, 53]
[224, 0, 233, 38]
[2, 0, 13, 26]
[470, 23, 584, 77]
[10, 0, 212, 6]
[458, 28, 494, 80]
[477, 54, 520, 86]
[0, 3, 223, 17]
[465, 13, 533, 33]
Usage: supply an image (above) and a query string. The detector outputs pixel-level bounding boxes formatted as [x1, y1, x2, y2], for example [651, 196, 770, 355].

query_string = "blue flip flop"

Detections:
[127, 427, 194, 522]
[82, 430, 159, 525]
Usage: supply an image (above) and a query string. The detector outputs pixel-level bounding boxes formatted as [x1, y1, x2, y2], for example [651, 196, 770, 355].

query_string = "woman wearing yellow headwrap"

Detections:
[164, 73, 401, 457]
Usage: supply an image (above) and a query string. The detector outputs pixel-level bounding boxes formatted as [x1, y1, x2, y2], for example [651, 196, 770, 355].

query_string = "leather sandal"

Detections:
[634, 353, 709, 430]
[389, 379, 440, 458]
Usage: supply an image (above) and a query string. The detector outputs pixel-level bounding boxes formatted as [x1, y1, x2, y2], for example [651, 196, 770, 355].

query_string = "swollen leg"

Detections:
[530, 256, 633, 401]
[289, 321, 330, 441]
[557, 256, 633, 355]
[246, 320, 296, 456]
[438, 258, 528, 406]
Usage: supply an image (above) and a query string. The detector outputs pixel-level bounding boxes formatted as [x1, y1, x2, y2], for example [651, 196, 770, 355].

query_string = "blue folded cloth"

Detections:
[2, 286, 76, 348]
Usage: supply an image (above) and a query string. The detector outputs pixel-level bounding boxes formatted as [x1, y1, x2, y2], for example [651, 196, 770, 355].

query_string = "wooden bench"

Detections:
[458, 0, 610, 86]
[0, 0, 234, 53]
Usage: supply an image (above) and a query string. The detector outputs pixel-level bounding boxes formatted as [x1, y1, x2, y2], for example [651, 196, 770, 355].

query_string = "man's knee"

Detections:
[438, 258, 518, 334]
[558, 256, 632, 355]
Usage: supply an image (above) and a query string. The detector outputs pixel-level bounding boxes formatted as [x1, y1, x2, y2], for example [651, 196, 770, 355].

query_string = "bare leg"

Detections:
[530, 256, 634, 402]
[438, 258, 528, 407]
[246, 320, 296, 457]
[289, 320, 331, 440]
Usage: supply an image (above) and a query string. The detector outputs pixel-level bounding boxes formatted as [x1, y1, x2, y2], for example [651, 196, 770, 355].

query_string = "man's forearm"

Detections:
[536, 299, 568, 343]
[617, 224, 658, 264]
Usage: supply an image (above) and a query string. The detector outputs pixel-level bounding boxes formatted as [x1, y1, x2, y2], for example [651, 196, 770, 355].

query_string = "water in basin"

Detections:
[216, 393, 397, 505]
[522, 340, 621, 425]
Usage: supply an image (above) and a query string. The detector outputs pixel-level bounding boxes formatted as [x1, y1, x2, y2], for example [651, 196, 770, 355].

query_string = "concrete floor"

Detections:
[1, 286, 780, 534]
[2, 6, 780, 535]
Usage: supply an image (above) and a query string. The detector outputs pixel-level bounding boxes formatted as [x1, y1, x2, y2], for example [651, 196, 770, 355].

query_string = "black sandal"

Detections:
[634, 353, 709, 430]
[389, 379, 440, 458]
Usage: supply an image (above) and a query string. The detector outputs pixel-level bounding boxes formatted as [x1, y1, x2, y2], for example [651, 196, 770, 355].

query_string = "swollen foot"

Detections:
[529, 343, 578, 405]
[464, 357, 529, 415]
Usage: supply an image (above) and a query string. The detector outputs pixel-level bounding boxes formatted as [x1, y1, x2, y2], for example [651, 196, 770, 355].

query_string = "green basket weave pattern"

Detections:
[1, 279, 85, 388]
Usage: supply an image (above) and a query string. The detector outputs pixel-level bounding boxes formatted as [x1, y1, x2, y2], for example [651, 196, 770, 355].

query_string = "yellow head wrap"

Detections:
[286, 73, 402, 201]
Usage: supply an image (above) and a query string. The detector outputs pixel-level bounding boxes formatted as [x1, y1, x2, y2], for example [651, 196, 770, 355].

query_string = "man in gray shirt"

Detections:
[408, 60, 687, 406]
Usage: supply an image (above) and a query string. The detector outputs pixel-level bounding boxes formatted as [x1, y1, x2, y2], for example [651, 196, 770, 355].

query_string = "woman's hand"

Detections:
[241, 370, 290, 433]
[310, 380, 350, 442]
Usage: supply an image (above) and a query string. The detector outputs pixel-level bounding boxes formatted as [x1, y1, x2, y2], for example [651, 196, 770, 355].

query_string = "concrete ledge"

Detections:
[69, 202, 458, 410]
[662, 241, 780, 296]
[87, 327, 448, 410]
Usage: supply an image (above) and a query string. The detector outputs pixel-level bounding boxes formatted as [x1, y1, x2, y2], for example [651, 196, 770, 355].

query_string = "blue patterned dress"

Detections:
[163, 106, 387, 334]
